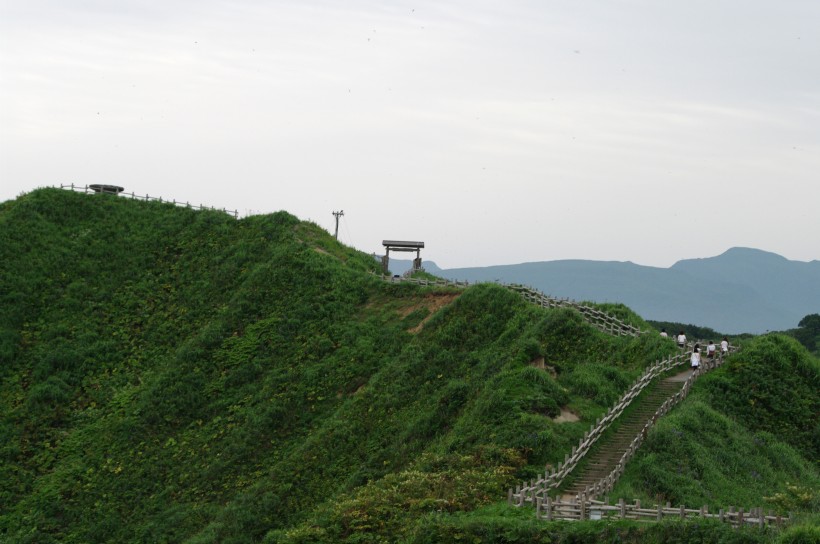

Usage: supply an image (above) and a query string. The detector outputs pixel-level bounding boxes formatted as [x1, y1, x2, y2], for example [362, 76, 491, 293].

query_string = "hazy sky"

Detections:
[2, 1, 818, 268]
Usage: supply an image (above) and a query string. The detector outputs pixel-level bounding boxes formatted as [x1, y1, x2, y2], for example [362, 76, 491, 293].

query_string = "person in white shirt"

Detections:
[660, 329, 668, 338]
[721, 337, 729, 357]
[677, 331, 687, 349]
[691, 344, 701, 370]
[706, 341, 716, 361]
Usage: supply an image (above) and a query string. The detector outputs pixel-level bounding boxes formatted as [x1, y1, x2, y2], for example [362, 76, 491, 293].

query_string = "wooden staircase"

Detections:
[561, 372, 688, 498]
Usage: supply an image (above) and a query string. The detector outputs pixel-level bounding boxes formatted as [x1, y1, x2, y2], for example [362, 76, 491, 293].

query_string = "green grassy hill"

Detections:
[0, 189, 817, 543]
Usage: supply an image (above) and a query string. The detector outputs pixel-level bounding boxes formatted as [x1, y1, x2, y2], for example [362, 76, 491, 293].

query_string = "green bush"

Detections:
[700, 335, 819, 459]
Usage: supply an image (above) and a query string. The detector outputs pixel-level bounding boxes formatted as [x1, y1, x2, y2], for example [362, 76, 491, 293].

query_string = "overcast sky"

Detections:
[2, 1, 818, 268]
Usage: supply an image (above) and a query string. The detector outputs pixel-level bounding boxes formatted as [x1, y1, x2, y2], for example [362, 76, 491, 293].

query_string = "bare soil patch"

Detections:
[553, 408, 580, 423]
[407, 293, 460, 333]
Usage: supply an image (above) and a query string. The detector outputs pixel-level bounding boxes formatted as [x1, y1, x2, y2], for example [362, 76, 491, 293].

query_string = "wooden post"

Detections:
[508, 488, 513, 505]
[619, 498, 625, 519]
[680, 504, 685, 519]
[545, 497, 553, 521]
[758, 507, 764, 528]
[738, 507, 744, 526]
[536, 497, 542, 520]
[657, 502, 662, 521]
[719, 509, 724, 523]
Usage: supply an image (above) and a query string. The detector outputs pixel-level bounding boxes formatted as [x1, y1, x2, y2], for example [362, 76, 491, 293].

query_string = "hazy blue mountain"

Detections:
[389, 248, 819, 334]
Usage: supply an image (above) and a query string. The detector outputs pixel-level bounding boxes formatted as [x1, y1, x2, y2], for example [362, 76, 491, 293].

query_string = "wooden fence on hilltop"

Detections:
[383, 275, 645, 338]
[58, 183, 239, 218]
[507, 284, 644, 337]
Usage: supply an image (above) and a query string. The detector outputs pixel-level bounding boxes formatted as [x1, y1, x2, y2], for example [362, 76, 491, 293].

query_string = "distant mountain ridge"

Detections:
[389, 248, 819, 334]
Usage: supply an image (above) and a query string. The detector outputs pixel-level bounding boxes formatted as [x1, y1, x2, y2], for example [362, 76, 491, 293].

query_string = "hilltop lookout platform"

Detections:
[89, 184, 125, 194]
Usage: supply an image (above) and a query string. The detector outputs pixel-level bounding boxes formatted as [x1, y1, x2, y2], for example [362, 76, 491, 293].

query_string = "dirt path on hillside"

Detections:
[407, 293, 460, 333]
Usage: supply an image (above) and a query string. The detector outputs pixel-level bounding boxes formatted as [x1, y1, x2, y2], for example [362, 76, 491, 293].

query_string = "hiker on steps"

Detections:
[677, 331, 687, 349]
[691, 344, 701, 372]
[706, 340, 717, 362]
[660, 328, 668, 338]
[721, 337, 730, 358]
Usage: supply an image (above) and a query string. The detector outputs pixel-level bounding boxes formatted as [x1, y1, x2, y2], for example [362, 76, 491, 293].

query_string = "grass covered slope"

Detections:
[1, 189, 817, 543]
[0, 189, 672, 543]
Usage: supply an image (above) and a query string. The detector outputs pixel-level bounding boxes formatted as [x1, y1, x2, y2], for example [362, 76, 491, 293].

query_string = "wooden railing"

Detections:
[507, 284, 644, 337]
[506, 348, 764, 527]
[58, 183, 239, 218]
[382, 275, 645, 338]
[574, 352, 731, 501]
[508, 351, 692, 502]
[528, 496, 789, 528]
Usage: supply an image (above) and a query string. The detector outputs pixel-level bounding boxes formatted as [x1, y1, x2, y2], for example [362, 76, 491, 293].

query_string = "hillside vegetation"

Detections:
[0, 189, 817, 543]
[614, 334, 819, 504]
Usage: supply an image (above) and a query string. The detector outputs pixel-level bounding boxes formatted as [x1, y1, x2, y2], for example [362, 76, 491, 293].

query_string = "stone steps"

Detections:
[561, 374, 686, 497]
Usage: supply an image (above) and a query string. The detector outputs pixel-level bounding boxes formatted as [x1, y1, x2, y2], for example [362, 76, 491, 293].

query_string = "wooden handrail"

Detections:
[58, 183, 239, 218]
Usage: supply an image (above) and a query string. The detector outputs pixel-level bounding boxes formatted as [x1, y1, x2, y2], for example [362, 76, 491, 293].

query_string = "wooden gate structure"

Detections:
[382, 240, 424, 275]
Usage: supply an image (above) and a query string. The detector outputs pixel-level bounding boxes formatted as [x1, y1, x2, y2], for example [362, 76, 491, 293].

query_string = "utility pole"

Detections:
[332, 210, 344, 240]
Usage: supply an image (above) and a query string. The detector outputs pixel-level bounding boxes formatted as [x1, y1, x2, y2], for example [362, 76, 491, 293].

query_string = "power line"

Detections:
[342, 214, 355, 248]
